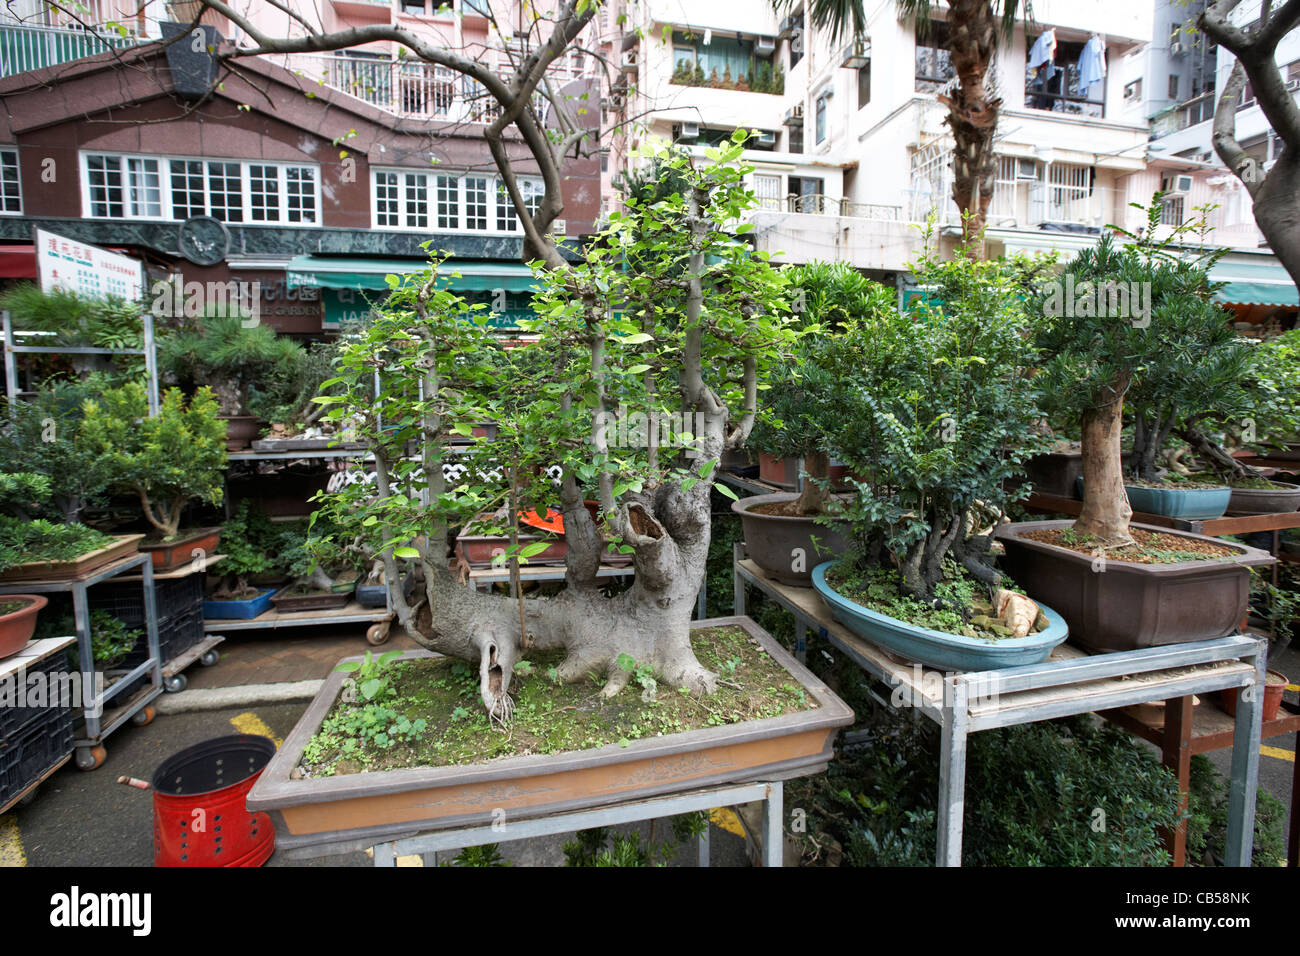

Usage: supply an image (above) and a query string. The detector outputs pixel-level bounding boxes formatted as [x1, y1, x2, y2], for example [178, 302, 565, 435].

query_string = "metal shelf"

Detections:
[732, 547, 1270, 867]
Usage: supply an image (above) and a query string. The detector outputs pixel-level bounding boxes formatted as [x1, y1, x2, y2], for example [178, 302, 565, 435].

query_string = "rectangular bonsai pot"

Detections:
[0, 534, 144, 583]
[140, 528, 222, 573]
[269, 587, 350, 612]
[203, 588, 275, 620]
[995, 520, 1276, 653]
[246, 615, 854, 852]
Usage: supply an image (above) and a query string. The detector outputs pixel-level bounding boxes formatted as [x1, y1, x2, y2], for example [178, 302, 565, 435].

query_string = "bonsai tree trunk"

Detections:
[1074, 379, 1134, 546]
[795, 450, 832, 514]
[1180, 424, 1267, 482]
[137, 489, 184, 540]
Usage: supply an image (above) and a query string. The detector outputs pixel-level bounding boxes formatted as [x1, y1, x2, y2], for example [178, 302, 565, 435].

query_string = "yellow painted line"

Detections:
[709, 807, 745, 837]
[1261, 744, 1295, 763]
[0, 815, 27, 867]
[229, 712, 282, 748]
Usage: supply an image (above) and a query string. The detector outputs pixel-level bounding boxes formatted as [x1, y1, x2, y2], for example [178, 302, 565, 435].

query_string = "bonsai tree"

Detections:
[160, 313, 304, 418]
[0, 284, 144, 381]
[316, 144, 794, 718]
[0, 385, 114, 524]
[80, 383, 227, 540]
[829, 237, 1049, 602]
[748, 262, 895, 515]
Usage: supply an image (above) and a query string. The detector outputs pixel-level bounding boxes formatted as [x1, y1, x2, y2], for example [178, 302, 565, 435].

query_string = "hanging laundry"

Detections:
[1027, 29, 1058, 107]
[1076, 35, 1107, 98]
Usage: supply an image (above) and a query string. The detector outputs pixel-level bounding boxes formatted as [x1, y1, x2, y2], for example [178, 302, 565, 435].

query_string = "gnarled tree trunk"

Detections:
[942, 0, 1002, 258]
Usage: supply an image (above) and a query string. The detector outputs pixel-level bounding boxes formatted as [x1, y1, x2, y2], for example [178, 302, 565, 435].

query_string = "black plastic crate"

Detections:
[89, 573, 204, 629]
[0, 706, 74, 806]
[0, 651, 74, 742]
[119, 606, 204, 669]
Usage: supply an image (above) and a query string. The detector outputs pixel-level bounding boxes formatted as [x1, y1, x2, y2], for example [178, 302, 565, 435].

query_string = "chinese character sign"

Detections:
[34, 227, 145, 302]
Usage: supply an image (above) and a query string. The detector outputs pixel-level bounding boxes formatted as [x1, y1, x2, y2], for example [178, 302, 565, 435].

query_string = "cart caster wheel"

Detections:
[199, 650, 219, 667]
[131, 704, 156, 727]
[164, 673, 188, 693]
[366, 623, 391, 646]
[76, 746, 107, 771]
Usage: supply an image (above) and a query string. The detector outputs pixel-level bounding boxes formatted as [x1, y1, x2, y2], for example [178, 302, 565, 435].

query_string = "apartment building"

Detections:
[0, 1, 602, 333]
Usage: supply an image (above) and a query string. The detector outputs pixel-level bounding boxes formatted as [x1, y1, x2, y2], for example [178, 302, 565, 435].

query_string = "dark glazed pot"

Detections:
[1226, 481, 1300, 516]
[995, 520, 1275, 653]
[732, 492, 851, 586]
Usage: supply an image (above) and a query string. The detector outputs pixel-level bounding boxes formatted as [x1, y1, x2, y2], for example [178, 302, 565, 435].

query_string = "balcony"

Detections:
[0, 22, 142, 78]
[279, 51, 592, 122]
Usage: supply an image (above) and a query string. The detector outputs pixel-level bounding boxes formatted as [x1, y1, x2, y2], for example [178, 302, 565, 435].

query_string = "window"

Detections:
[1124, 78, 1142, 102]
[375, 171, 399, 227]
[788, 126, 804, 153]
[752, 173, 783, 210]
[83, 153, 317, 223]
[1025, 37, 1104, 117]
[670, 31, 780, 91]
[788, 175, 824, 214]
[814, 91, 829, 144]
[401, 1, 426, 14]
[0, 149, 20, 214]
[1168, 75, 1179, 99]
[464, 176, 488, 230]
[915, 21, 954, 93]
[857, 61, 871, 108]
[374, 168, 541, 233]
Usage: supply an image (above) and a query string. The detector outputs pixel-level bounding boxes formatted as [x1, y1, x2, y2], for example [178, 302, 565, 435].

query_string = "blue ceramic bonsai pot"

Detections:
[810, 562, 1070, 671]
[1074, 477, 1231, 521]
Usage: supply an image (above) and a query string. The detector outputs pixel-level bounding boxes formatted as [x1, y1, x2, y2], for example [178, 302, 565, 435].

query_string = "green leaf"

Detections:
[713, 481, 739, 501]
[392, 546, 420, 559]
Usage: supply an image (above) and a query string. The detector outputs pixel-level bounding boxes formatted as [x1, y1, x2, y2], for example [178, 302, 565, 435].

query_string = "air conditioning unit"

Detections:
[620, 50, 638, 73]
[755, 130, 776, 147]
[783, 103, 804, 126]
[1016, 158, 1040, 180]
[680, 121, 701, 139]
[778, 15, 797, 38]
[839, 37, 871, 69]
[1163, 174, 1194, 193]
[1287, 77, 1300, 91]
[1170, 40, 1185, 56]
[754, 36, 777, 57]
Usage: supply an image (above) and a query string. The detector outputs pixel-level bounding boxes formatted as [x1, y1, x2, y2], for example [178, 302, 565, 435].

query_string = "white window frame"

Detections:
[370, 167, 544, 234]
[0, 149, 22, 215]
[79, 151, 321, 226]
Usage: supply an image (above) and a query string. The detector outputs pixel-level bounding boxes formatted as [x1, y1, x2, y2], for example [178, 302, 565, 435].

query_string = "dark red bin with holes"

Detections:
[151, 735, 277, 867]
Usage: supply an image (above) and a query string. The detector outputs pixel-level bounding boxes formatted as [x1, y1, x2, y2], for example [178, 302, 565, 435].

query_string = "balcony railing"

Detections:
[753, 195, 901, 220]
[279, 51, 592, 121]
[0, 22, 142, 78]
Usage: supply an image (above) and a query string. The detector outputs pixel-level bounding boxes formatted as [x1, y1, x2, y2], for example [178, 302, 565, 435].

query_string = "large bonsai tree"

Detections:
[80, 383, 227, 540]
[1032, 205, 1229, 546]
[316, 146, 793, 718]
[828, 237, 1048, 600]
[160, 314, 304, 418]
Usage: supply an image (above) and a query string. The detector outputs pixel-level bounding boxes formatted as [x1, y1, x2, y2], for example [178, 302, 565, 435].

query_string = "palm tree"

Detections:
[774, 0, 1024, 257]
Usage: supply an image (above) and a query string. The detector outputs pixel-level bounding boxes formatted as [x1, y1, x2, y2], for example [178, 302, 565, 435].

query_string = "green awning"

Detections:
[286, 256, 539, 293]
[1209, 261, 1298, 307]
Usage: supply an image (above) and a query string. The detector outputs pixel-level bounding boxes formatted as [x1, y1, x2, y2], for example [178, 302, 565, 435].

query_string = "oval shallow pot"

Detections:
[994, 520, 1275, 653]
[810, 563, 1069, 671]
[732, 492, 851, 586]
[1226, 481, 1300, 516]
[0, 594, 48, 660]
[1125, 483, 1231, 521]
[246, 615, 854, 853]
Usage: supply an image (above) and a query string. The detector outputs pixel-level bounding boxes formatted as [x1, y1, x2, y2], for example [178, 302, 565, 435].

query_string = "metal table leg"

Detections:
[733, 543, 746, 617]
[697, 825, 710, 868]
[761, 781, 783, 868]
[937, 676, 970, 867]
[1225, 644, 1266, 866]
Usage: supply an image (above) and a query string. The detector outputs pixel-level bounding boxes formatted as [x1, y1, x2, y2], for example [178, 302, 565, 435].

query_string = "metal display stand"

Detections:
[3, 310, 159, 415]
[341, 780, 784, 868]
[732, 547, 1269, 867]
[204, 601, 397, 646]
[0, 553, 163, 771]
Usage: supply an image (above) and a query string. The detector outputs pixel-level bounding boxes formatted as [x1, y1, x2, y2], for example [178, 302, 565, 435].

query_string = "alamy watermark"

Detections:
[0, 667, 105, 718]
[594, 405, 709, 459]
[151, 276, 261, 328]
[1041, 273, 1151, 328]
